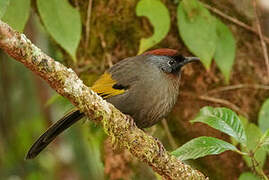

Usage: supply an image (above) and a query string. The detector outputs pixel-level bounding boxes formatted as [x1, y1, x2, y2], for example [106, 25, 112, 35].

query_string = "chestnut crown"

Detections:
[144, 48, 200, 74]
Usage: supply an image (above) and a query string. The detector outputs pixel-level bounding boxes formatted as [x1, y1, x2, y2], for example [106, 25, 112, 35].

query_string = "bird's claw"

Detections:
[154, 137, 165, 157]
[126, 115, 136, 128]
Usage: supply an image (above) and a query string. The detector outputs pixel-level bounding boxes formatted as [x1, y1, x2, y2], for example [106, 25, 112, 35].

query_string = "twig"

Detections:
[99, 33, 113, 67]
[261, 171, 269, 180]
[198, 95, 248, 118]
[182, 92, 248, 117]
[248, 150, 269, 180]
[0, 20, 207, 180]
[253, 0, 269, 81]
[162, 119, 177, 149]
[85, 0, 93, 50]
[201, 2, 269, 45]
[106, 53, 113, 67]
[207, 84, 269, 94]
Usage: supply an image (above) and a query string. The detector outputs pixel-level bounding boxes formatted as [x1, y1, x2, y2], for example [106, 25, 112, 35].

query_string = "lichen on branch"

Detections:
[0, 20, 207, 180]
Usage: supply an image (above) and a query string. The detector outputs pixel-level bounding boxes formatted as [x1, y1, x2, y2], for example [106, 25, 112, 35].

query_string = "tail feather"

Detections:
[26, 109, 84, 159]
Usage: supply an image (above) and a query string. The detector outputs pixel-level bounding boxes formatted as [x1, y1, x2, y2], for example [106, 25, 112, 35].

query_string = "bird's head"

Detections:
[143, 48, 200, 75]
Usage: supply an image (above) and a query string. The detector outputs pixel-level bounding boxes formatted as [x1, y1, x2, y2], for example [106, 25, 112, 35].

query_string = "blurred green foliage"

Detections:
[1, 0, 30, 32]
[136, 0, 170, 54]
[0, 0, 10, 18]
[177, 0, 217, 69]
[37, 0, 81, 62]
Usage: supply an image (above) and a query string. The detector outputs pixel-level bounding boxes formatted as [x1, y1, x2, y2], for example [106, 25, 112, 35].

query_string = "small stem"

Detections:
[198, 95, 248, 118]
[253, 142, 262, 155]
[261, 171, 269, 180]
[252, 0, 269, 82]
[85, 0, 93, 50]
[162, 119, 177, 149]
[248, 149, 268, 180]
[234, 150, 248, 156]
[207, 84, 269, 95]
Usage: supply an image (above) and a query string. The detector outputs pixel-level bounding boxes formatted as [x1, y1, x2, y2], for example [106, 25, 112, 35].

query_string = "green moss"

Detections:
[72, 0, 145, 67]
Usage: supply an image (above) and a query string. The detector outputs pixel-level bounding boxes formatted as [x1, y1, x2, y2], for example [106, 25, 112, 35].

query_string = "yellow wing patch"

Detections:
[91, 72, 126, 99]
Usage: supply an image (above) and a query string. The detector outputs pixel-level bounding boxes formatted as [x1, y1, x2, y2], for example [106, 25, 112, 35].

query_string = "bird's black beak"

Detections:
[181, 57, 200, 66]
[171, 56, 200, 74]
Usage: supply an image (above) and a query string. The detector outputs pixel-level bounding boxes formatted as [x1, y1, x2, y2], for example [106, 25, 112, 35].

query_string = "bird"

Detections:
[26, 48, 199, 159]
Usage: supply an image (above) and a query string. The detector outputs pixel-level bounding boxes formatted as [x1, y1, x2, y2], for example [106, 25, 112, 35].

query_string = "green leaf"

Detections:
[0, 0, 10, 18]
[1, 0, 30, 32]
[241, 123, 267, 169]
[230, 116, 249, 146]
[191, 106, 247, 145]
[260, 129, 269, 149]
[171, 136, 237, 160]
[177, 0, 217, 69]
[136, 0, 170, 54]
[239, 115, 249, 128]
[214, 19, 236, 83]
[37, 0, 82, 62]
[238, 172, 262, 180]
[258, 98, 269, 133]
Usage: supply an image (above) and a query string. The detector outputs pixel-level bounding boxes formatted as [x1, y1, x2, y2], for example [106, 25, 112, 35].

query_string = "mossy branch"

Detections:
[0, 20, 207, 180]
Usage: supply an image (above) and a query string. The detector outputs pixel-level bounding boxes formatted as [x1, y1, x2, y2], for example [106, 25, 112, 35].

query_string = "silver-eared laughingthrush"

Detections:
[26, 48, 199, 159]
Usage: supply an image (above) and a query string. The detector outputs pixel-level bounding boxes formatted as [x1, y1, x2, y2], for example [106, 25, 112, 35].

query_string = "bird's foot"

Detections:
[154, 137, 166, 157]
[125, 115, 136, 129]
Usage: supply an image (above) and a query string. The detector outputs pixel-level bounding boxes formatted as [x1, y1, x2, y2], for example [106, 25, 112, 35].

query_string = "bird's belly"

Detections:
[107, 87, 178, 128]
[136, 94, 176, 128]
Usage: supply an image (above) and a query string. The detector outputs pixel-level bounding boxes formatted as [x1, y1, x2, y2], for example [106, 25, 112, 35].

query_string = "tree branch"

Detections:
[0, 20, 207, 180]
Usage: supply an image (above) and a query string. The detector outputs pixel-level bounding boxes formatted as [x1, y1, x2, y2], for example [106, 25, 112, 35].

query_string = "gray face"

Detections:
[148, 55, 186, 74]
[148, 55, 199, 74]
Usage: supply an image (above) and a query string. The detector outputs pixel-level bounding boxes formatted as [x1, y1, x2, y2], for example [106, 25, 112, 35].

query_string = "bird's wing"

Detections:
[91, 72, 128, 99]
[91, 57, 142, 99]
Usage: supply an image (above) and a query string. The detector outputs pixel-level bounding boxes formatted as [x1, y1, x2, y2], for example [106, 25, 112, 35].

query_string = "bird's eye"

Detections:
[168, 60, 176, 66]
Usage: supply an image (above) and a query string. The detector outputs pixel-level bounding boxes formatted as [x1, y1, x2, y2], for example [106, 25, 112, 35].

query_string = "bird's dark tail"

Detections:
[26, 109, 84, 159]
